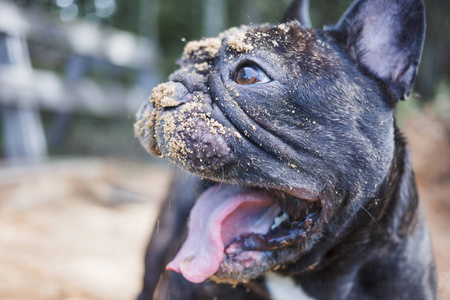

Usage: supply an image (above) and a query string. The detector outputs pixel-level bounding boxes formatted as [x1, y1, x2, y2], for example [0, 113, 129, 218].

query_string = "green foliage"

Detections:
[155, 0, 353, 76]
[7, 0, 450, 159]
[396, 79, 450, 128]
[11, 0, 450, 100]
[157, 0, 203, 75]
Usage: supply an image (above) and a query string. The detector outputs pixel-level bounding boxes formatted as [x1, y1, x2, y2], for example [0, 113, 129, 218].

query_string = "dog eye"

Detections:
[234, 65, 270, 85]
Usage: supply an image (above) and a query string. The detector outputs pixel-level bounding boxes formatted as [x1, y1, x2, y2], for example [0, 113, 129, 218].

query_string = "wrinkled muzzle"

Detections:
[134, 80, 234, 174]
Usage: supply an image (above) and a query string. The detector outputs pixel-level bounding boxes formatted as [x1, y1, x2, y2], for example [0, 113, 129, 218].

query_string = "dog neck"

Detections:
[372, 125, 420, 240]
[255, 125, 422, 298]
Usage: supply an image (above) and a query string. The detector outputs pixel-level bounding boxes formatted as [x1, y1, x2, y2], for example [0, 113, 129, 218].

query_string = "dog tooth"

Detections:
[271, 212, 288, 230]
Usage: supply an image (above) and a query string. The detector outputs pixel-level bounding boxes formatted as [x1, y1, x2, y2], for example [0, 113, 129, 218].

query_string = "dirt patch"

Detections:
[226, 30, 254, 53]
[182, 37, 222, 60]
[402, 108, 450, 299]
[0, 159, 172, 300]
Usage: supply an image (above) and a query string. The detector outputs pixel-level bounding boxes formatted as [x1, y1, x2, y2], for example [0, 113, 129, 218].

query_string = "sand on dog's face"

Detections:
[134, 20, 386, 190]
[134, 20, 397, 285]
[134, 27, 255, 174]
[134, 23, 326, 175]
[133, 23, 334, 284]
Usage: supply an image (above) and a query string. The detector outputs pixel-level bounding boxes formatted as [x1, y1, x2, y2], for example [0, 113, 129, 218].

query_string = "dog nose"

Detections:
[169, 69, 208, 94]
[151, 81, 190, 109]
[134, 100, 160, 156]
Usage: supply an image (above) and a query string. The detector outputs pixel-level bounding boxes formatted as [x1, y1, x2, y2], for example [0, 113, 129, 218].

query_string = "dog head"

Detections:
[135, 0, 425, 285]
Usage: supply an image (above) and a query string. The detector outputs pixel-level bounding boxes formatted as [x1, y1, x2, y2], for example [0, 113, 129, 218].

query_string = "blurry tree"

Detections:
[416, 0, 450, 100]
[11, 0, 450, 101]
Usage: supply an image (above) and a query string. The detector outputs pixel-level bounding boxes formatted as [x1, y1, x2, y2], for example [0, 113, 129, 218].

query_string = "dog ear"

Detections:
[282, 0, 312, 28]
[333, 0, 425, 100]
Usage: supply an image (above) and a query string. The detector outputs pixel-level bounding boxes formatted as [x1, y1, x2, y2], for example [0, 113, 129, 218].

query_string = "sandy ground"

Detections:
[0, 160, 173, 300]
[404, 110, 450, 299]
[0, 110, 448, 300]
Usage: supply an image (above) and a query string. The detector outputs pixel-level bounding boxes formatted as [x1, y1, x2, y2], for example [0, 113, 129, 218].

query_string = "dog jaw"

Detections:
[135, 81, 236, 175]
[165, 183, 324, 284]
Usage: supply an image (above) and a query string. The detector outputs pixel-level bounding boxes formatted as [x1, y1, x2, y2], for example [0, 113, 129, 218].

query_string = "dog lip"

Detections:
[281, 187, 320, 202]
[199, 180, 320, 203]
[223, 190, 322, 251]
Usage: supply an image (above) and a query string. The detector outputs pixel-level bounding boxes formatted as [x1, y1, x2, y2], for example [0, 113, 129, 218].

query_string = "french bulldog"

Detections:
[134, 0, 437, 299]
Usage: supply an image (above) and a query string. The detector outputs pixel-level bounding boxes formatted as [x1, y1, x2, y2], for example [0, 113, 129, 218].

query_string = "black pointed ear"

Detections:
[333, 0, 425, 100]
[282, 0, 312, 28]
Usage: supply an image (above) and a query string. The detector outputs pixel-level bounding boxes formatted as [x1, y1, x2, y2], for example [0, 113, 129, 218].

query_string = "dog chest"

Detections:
[265, 272, 316, 300]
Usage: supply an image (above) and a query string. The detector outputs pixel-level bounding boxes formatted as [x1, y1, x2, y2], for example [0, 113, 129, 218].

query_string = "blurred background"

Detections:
[0, 0, 448, 299]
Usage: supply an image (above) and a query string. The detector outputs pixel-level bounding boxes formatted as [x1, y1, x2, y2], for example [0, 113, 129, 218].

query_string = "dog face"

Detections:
[135, 0, 424, 285]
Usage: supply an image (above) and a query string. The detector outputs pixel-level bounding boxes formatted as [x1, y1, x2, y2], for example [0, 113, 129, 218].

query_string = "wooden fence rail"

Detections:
[0, 0, 160, 161]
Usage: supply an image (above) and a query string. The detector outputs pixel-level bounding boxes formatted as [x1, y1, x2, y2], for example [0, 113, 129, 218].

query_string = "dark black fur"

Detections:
[136, 0, 436, 299]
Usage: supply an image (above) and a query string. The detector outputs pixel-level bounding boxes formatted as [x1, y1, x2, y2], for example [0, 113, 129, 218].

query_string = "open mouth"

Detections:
[166, 182, 322, 284]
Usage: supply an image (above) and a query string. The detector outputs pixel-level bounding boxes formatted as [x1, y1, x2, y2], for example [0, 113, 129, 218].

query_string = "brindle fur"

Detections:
[136, 0, 436, 299]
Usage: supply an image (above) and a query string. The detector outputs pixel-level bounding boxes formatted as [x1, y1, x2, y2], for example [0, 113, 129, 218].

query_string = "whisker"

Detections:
[221, 167, 225, 182]
[350, 201, 359, 225]
[203, 157, 220, 170]
[355, 200, 379, 230]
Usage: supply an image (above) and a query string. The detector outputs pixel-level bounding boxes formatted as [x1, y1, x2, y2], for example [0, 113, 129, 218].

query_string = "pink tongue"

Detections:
[166, 184, 280, 283]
